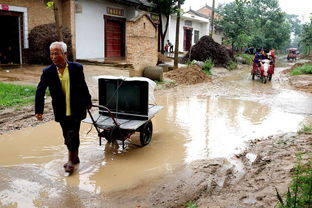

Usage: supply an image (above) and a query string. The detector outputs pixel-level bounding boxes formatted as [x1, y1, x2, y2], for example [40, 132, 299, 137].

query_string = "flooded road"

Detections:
[1, 64, 312, 207]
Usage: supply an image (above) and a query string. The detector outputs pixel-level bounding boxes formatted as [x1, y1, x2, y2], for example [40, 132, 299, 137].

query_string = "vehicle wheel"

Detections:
[268, 74, 272, 81]
[140, 120, 153, 146]
[252, 73, 255, 80]
[263, 77, 267, 84]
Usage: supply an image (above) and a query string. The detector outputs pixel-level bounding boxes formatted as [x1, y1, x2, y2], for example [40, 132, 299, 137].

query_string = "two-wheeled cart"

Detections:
[83, 76, 163, 148]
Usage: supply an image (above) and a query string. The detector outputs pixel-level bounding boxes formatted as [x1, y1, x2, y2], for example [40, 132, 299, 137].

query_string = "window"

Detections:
[194, 30, 199, 43]
[185, 20, 192, 26]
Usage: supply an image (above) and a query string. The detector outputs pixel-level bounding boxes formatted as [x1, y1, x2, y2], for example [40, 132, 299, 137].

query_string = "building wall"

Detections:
[126, 15, 158, 76]
[167, 15, 209, 52]
[75, 0, 137, 60]
[0, 0, 54, 32]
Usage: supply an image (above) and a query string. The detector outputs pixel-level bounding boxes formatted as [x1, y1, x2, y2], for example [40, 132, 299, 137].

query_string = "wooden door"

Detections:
[184, 28, 193, 51]
[105, 17, 125, 58]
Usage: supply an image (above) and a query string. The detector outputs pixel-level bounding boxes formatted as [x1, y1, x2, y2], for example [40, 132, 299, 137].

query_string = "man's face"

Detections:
[50, 45, 66, 67]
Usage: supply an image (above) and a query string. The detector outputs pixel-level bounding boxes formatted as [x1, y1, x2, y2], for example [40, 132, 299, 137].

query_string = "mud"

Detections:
[0, 59, 312, 208]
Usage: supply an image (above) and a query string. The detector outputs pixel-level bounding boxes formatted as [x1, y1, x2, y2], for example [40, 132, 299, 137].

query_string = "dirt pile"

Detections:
[184, 36, 233, 67]
[165, 65, 210, 85]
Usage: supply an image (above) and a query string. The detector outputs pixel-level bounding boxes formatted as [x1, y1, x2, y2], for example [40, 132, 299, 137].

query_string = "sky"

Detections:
[182, 0, 312, 23]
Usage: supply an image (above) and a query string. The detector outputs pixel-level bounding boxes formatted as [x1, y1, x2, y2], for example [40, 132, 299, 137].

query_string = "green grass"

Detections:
[0, 82, 37, 109]
[155, 80, 176, 85]
[298, 124, 312, 134]
[236, 53, 254, 65]
[276, 153, 312, 208]
[185, 201, 198, 208]
[291, 64, 312, 76]
[203, 59, 214, 76]
[227, 60, 238, 70]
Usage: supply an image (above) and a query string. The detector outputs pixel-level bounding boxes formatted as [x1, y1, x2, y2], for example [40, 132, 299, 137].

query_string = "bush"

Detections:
[28, 23, 73, 64]
[236, 53, 253, 65]
[203, 59, 214, 75]
[227, 60, 238, 70]
[291, 64, 312, 76]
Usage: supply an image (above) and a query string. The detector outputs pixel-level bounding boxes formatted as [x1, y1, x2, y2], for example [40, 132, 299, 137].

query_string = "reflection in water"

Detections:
[162, 95, 305, 161]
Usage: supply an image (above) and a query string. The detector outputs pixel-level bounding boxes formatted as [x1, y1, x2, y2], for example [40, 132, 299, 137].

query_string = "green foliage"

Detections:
[46, 1, 54, 8]
[227, 60, 238, 70]
[235, 0, 251, 4]
[186, 59, 194, 66]
[216, 0, 291, 50]
[299, 18, 312, 55]
[291, 64, 312, 76]
[185, 201, 198, 208]
[237, 53, 254, 64]
[276, 154, 312, 208]
[297, 124, 312, 134]
[0, 83, 37, 109]
[203, 59, 214, 75]
[155, 80, 176, 85]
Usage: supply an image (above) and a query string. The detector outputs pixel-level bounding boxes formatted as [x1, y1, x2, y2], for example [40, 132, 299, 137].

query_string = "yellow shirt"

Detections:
[57, 64, 71, 116]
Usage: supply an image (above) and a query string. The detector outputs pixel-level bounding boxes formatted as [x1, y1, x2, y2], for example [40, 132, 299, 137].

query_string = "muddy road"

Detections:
[0, 61, 311, 207]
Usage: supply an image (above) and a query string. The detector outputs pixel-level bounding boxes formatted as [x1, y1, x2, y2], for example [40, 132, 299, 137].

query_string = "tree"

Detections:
[216, 1, 252, 50]
[173, 0, 181, 69]
[147, 0, 185, 53]
[299, 17, 312, 55]
[47, 1, 63, 41]
[248, 0, 291, 49]
[216, 0, 291, 50]
[210, 0, 215, 37]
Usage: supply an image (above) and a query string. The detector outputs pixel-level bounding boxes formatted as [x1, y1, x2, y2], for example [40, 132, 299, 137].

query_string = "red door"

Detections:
[105, 17, 125, 58]
[184, 28, 193, 51]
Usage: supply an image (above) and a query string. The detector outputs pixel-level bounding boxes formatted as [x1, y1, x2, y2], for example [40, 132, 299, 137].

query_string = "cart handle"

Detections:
[89, 104, 120, 129]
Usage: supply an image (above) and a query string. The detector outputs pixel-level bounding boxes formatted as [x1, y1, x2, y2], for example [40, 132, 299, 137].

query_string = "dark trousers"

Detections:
[59, 117, 81, 152]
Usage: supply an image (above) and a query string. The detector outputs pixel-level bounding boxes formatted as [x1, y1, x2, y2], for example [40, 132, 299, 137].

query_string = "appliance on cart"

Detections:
[84, 76, 163, 148]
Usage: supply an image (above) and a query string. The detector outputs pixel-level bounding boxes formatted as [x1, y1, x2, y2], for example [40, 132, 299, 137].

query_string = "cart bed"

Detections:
[83, 105, 163, 130]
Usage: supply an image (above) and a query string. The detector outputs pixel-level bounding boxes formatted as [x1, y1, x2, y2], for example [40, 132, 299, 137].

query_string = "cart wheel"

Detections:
[268, 74, 272, 81]
[140, 121, 153, 146]
[252, 73, 255, 80]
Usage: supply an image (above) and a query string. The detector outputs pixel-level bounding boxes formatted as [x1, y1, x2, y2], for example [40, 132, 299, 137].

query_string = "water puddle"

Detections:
[1, 64, 312, 207]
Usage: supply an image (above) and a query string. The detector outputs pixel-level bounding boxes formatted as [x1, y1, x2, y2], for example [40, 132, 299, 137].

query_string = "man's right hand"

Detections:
[35, 114, 43, 121]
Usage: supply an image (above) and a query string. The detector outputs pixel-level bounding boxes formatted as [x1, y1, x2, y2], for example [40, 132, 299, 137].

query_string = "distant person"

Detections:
[253, 48, 262, 65]
[167, 40, 173, 53]
[35, 41, 92, 174]
[164, 43, 169, 53]
[268, 48, 276, 63]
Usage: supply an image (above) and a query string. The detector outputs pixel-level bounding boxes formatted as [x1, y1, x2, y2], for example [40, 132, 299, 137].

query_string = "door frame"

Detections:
[183, 26, 193, 51]
[104, 15, 126, 58]
[0, 10, 23, 64]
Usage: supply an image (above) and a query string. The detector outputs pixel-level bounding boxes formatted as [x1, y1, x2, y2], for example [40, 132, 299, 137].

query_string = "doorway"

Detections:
[183, 27, 193, 51]
[0, 11, 23, 64]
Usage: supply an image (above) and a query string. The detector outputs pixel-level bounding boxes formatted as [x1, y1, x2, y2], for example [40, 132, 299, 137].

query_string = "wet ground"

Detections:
[0, 61, 311, 207]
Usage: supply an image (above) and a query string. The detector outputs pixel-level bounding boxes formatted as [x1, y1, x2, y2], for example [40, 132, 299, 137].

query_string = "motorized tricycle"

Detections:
[287, 48, 298, 61]
[251, 59, 274, 84]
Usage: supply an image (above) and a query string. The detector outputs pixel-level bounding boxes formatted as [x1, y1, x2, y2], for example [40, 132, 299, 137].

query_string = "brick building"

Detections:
[75, 0, 158, 75]
[188, 5, 224, 44]
[0, 0, 74, 64]
[0, 0, 158, 76]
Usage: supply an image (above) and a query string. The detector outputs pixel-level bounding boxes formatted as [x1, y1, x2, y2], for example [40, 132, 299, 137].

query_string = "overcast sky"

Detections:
[182, 0, 312, 23]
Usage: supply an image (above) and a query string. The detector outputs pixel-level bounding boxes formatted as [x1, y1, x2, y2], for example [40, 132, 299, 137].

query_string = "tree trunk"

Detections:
[53, 0, 63, 41]
[209, 0, 215, 37]
[174, 0, 181, 69]
[158, 12, 170, 54]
